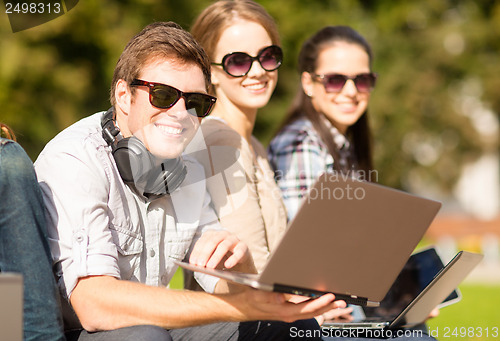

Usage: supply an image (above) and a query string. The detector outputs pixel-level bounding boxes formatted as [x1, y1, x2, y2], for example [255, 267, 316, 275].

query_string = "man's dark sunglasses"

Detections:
[130, 79, 217, 118]
[212, 45, 283, 77]
[312, 73, 377, 93]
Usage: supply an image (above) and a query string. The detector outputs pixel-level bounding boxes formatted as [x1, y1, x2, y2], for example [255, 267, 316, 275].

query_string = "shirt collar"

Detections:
[321, 116, 350, 151]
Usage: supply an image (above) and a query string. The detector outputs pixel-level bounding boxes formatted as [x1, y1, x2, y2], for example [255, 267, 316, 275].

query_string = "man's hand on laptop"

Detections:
[187, 230, 346, 322]
[286, 295, 353, 326]
[189, 229, 257, 272]
[281, 293, 352, 325]
[226, 289, 346, 323]
[189, 229, 258, 294]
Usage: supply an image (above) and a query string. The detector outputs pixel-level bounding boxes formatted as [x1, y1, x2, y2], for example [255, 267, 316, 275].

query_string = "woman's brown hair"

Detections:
[191, 0, 280, 94]
[0, 123, 16, 141]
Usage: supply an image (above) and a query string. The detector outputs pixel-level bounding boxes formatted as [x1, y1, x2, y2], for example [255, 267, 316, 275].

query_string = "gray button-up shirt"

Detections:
[35, 112, 220, 300]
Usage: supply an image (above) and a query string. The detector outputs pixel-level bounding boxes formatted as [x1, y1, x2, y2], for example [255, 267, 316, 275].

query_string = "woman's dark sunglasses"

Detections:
[312, 73, 377, 93]
[130, 79, 216, 118]
[212, 45, 283, 77]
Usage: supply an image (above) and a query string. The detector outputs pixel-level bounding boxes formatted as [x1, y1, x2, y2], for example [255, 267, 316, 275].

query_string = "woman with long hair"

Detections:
[189, 0, 287, 272]
[268, 25, 377, 221]
[268, 26, 441, 329]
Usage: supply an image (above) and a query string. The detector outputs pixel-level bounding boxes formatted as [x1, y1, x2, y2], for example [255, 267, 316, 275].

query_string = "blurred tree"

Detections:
[0, 0, 497, 196]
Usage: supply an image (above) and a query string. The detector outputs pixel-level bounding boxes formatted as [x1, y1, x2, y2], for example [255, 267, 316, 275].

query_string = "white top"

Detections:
[35, 112, 220, 299]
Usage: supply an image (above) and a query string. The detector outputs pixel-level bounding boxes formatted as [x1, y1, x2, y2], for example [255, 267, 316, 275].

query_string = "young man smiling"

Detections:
[34, 22, 341, 340]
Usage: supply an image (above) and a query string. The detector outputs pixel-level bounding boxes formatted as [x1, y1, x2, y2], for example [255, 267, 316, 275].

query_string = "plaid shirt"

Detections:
[268, 117, 355, 220]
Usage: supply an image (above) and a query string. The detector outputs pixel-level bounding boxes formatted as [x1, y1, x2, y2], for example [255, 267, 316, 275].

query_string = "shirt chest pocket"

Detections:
[110, 226, 143, 255]
[109, 224, 143, 280]
[107, 194, 143, 256]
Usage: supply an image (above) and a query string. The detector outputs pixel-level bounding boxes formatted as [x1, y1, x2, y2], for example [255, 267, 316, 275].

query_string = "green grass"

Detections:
[426, 284, 500, 340]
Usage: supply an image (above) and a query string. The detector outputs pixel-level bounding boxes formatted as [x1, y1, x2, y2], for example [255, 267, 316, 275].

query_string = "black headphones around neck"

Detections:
[101, 108, 187, 197]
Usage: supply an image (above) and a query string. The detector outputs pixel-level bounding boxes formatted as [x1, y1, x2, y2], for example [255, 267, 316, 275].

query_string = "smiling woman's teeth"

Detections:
[245, 83, 266, 90]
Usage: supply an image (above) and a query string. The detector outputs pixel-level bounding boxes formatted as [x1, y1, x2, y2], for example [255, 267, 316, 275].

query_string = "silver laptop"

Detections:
[358, 246, 462, 321]
[176, 173, 442, 307]
[324, 251, 483, 329]
[0, 273, 23, 341]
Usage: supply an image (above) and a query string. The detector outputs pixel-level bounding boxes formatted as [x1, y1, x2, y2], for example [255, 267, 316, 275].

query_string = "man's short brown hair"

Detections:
[110, 22, 212, 106]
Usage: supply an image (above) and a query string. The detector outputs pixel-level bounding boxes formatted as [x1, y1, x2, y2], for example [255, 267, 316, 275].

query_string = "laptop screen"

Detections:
[363, 247, 459, 320]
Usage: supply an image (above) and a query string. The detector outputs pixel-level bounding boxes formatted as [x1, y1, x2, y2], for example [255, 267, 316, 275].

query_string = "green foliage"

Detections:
[1, 0, 497, 193]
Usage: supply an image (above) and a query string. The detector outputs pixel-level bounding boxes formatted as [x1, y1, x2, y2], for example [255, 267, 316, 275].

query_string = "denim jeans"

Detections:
[0, 138, 65, 341]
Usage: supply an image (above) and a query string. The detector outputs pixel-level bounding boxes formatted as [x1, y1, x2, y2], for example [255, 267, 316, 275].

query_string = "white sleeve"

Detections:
[35, 138, 120, 299]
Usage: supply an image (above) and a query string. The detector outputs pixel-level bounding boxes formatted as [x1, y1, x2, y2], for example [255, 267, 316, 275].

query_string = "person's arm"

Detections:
[71, 275, 343, 331]
[70, 230, 344, 331]
[71, 275, 237, 331]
